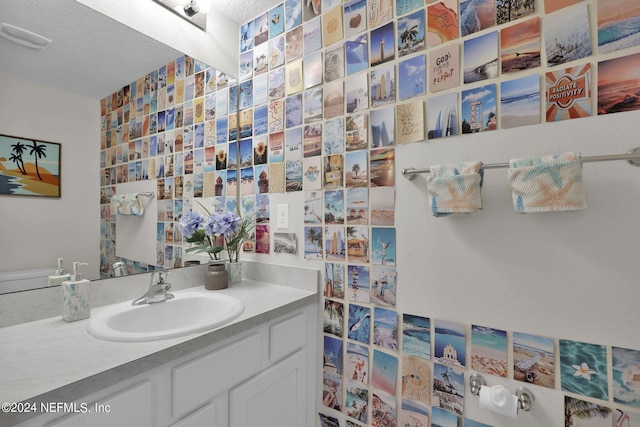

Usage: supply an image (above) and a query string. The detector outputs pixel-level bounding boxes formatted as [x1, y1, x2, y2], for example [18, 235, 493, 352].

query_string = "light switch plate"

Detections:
[276, 204, 289, 229]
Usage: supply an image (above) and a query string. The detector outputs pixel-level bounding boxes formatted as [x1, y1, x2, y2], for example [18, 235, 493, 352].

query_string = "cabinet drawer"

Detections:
[47, 381, 152, 427]
[173, 333, 262, 418]
[171, 402, 216, 427]
[269, 312, 306, 362]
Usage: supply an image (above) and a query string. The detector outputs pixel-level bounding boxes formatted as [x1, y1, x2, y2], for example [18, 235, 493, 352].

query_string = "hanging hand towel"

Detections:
[508, 152, 586, 213]
[427, 161, 484, 217]
[111, 193, 145, 216]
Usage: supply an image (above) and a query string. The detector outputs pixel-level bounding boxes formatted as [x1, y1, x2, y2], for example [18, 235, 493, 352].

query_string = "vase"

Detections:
[205, 262, 228, 290]
[228, 261, 242, 284]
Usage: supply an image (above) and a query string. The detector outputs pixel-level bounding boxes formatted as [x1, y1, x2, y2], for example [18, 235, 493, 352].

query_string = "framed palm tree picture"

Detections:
[0, 134, 61, 197]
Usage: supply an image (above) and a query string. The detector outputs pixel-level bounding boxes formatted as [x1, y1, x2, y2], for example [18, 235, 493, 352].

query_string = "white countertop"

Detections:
[0, 279, 317, 422]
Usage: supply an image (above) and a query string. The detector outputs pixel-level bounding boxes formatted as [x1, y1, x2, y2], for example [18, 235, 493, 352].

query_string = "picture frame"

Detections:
[0, 134, 61, 197]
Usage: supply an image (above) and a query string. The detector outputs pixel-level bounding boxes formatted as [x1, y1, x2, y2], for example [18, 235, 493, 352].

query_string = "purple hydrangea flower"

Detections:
[178, 211, 204, 237]
[206, 211, 241, 237]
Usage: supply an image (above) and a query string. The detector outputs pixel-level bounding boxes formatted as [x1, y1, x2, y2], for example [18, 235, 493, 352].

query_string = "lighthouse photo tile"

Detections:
[348, 264, 370, 303]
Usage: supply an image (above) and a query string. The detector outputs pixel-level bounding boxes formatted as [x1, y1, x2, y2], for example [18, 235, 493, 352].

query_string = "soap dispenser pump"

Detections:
[62, 262, 91, 322]
[47, 258, 71, 287]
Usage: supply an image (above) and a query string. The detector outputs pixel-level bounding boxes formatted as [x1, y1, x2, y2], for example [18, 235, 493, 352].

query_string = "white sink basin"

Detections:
[87, 291, 244, 342]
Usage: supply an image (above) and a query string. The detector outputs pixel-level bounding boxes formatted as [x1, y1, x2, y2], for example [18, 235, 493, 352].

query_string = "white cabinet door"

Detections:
[229, 350, 307, 427]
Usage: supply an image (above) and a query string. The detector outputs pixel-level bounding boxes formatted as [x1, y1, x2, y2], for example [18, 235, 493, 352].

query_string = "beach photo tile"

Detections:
[370, 106, 395, 148]
[324, 116, 345, 154]
[544, 3, 592, 67]
[513, 331, 555, 388]
[304, 123, 323, 157]
[372, 349, 398, 395]
[368, 0, 394, 29]
[268, 68, 285, 102]
[345, 150, 369, 188]
[323, 300, 344, 337]
[348, 264, 370, 303]
[323, 369, 344, 412]
[318, 413, 340, 427]
[431, 406, 461, 427]
[597, 53, 640, 115]
[432, 363, 464, 416]
[285, 60, 304, 95]
[304, 190, 323, 224]
[396, 0, 423, 17]
[370, 21, 396, 67]
[324, 262, 345, 299]
[325, 44, 345, 82]
[496, 0, 535, 25]
[254, 13, 269, 46]
[501, 17, 541, 75]
[369, 147, 395, 187]
[346, 113, 369, 151]
[597, 0, 640, 54]
[501, 74, 541, 129]
[345, 382, 369, 423]
[285, 93, 303, 128]
[370, 63, 397, 107]
[560, 339, 609, 400]
[303, 52, 324, 90]
[303, 225, 323, 258]
[403, 314, 431, 360]
[464, 419, 492, 427]
[304, 87, 324, 123]
[371, 390, 397, 426]
[322, 4, 344, 47]
[426, 92, 459, 139]
[370, 265, 396, 306]
[402, 355, 431, 404]
[285, 127, 302, 161]
[460, 0, 495, 37]
[303, 156, 323, 190]
[285, 158, 302, 192]
[346, 186, 369, 225]
[546, 63, 592, 122]
[371, 227, 396, 266]
[612, 346, 640, 408]
[269, 3, 285, 38]
[398, 9, 425, 57]
[285, 0, 303, 31]
[346, 342, 369, 385]
[564, 396, 613, 427]
[239, 51, 254, 82]
[345, 33, 369, 76]
[346, 72, 370, 113]
[325, 225, 346, 260]
[373, 307, 398, 350]
[398, 54, 426, 101]
[427, 0, 459, 47]
[255, 192, 269, 222]
[347, 225, 370, 263]
[461, 83, 497, 133]
[303, 16, 323, 55]
[286, 26, 304, 63]
[434, 320, 466, 367]
[323, 79, 345, 119]
[396, 101, 425, 144]
[400, 399, 429, 427]
[343, 0, 367, 40]
[370, 186, 395, 226]
[324, 188, 345, 224]
[471, 324, 507, 377]
[464, 31, 499, 84]
[348, 304, 371, 344]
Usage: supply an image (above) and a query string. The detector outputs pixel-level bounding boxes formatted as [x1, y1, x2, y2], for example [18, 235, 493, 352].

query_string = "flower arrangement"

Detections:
[178, 206, 253, 263]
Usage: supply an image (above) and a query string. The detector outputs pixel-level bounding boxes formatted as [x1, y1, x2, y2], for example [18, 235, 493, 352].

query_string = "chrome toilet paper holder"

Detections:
[469, 373, 535, 412]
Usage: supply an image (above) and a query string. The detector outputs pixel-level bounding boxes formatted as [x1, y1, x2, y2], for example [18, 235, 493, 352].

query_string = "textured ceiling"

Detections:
[0, 0, 282, 99]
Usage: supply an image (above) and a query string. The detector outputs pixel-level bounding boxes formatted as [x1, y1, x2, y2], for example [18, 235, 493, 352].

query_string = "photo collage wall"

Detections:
[97, 0, 640, 425]
[232, 0, 640, 426]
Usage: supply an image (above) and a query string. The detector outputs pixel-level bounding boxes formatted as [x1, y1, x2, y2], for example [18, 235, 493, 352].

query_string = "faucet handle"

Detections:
[157, 270, 169, 283]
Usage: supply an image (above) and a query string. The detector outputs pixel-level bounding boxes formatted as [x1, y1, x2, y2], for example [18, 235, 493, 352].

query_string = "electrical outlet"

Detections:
[277, 204, 289, 229]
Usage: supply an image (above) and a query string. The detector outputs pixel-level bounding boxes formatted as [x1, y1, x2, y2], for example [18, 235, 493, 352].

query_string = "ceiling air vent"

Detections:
[0, 23, 51, 51]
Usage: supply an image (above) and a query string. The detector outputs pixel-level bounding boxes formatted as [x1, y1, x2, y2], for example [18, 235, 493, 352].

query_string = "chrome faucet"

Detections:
[132, 271, 174, 306]
[112, 261, 128, 277]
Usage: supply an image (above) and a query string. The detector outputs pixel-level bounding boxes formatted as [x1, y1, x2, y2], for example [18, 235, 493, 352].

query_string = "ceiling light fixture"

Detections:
[0, 23, 52, 51]
[183, 0, 199, 17]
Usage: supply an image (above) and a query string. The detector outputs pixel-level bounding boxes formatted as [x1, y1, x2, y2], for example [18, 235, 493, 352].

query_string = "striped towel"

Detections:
[427, 161, 484, 217]
[111, 193, 145, 216]
[508, 152, 586, 213]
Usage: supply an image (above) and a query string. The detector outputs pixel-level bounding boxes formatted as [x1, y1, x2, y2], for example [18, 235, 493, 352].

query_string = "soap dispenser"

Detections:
[47, 258, 71, 287]
[61, 262, 90, 322]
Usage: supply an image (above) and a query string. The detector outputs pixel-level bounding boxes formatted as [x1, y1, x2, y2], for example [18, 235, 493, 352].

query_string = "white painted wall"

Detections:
[0, 72, 100, 279]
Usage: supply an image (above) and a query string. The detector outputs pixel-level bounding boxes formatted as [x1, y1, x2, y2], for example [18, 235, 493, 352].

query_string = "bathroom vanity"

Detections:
[0, 265, 319, 427]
